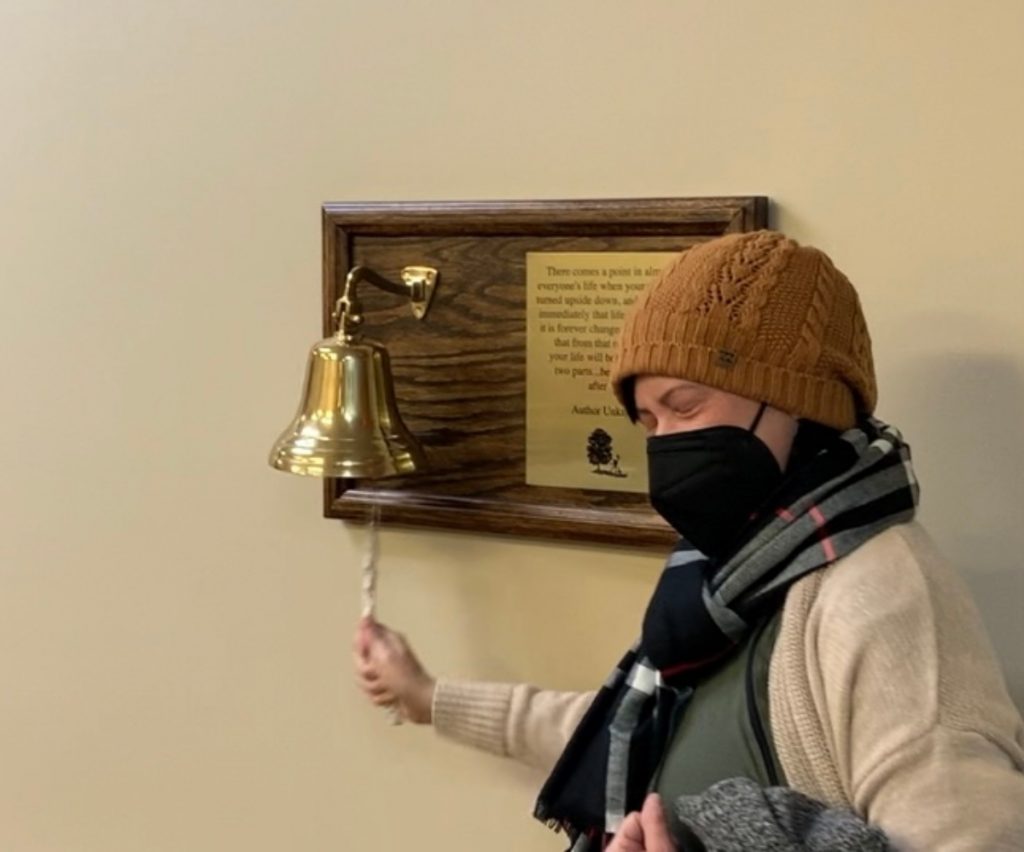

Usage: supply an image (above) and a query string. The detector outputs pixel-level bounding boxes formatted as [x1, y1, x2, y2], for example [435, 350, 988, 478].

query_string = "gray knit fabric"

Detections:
[670, 778, 892, 852]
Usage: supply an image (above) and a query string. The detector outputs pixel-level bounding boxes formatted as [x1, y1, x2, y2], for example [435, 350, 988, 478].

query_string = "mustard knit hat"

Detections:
[611, 231, 876, 430]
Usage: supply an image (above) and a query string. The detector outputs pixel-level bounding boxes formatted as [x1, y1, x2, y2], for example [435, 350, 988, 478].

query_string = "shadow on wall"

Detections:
[891, 347, 1024, 711]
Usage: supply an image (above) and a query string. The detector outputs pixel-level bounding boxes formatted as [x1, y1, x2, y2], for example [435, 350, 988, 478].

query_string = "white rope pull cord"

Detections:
[360, 503, 381, 620]
[358, 504, 401, 725]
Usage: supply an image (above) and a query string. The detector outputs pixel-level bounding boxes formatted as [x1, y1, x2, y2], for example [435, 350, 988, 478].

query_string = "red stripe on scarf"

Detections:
[659, 643, 736, 678]
[809, 505, 837, 561]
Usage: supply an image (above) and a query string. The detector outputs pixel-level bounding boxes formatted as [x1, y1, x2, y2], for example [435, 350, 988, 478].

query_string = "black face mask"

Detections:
[647, 404, 783, 559]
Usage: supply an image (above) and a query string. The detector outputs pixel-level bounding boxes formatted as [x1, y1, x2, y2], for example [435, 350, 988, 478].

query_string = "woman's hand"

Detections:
[352, 617, 436, 724]
[607, 794, 677, 852]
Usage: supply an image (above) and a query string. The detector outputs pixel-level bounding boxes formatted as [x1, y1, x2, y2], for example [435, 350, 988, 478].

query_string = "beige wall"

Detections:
[2, 2, 1023, 849]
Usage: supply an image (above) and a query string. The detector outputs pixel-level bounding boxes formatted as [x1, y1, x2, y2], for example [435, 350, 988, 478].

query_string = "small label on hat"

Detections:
[715, 349, 738, 369]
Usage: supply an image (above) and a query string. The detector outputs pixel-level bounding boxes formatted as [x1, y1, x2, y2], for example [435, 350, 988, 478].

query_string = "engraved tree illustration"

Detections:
[586, 428, 614, 473]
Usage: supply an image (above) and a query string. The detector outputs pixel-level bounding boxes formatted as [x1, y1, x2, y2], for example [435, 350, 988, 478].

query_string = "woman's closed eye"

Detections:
[638, 405, 703, 435]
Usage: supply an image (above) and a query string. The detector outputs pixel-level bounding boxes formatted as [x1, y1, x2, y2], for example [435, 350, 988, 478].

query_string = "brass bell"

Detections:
[269, 265, 437, 479]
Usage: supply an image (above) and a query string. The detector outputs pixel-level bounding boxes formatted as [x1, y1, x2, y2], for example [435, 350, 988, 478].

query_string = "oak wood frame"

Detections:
[322, 197, 768, 548]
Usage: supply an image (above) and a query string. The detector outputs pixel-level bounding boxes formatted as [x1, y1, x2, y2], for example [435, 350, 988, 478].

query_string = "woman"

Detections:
[354, 232, 1024, 850]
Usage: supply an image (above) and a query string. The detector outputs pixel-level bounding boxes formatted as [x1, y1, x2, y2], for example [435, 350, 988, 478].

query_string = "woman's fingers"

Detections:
[607, 812, 645, 852]
[350, 618, 435, 724]
[354, 674, 401, 710]
[606, 797, 677, 852]
[353, 656, 380, 678]
[639, 794, 675, 852]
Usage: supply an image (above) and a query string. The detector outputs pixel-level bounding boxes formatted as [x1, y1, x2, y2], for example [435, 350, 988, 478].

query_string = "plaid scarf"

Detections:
[534, 418, 920, 850]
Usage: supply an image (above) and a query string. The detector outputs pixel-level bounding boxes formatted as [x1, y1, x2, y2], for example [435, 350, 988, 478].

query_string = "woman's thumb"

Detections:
[355, 616, 380, 657]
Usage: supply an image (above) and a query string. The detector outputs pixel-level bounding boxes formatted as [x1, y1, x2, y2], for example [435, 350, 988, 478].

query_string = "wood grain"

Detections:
[319, 197, 768, 549]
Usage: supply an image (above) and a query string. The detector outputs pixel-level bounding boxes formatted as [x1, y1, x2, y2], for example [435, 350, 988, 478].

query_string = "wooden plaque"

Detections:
[322, 197, 769, 548]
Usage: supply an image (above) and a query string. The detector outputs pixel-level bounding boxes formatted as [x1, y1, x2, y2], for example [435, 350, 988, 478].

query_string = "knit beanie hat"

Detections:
[611, 231, 876, 430]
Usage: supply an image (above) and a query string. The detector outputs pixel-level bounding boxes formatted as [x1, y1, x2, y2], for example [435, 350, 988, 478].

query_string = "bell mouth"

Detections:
[269, 428, 424, 478]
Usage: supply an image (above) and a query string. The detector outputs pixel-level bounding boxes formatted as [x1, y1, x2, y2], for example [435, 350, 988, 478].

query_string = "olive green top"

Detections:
[652, 614, 782, 799]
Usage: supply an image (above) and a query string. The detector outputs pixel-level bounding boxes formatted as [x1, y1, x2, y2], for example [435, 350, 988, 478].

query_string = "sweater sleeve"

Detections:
[782, 523, 1024, 851]
[432, 679, 596, 771]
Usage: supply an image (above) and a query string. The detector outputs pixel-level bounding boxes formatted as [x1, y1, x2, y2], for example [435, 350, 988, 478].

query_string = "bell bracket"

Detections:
[400, 266, 438, 320]
[332, 265, 438, 339]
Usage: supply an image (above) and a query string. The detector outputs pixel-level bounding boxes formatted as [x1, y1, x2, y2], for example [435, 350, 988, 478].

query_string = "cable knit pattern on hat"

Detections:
[610, 231, 877, 430]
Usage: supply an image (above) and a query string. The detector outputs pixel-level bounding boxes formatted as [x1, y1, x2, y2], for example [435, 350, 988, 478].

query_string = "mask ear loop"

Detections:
[748, 401, 769, 435]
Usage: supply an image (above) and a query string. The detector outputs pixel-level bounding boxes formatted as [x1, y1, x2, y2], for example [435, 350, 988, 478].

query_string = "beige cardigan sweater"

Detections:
[432, 523, 1024, 851]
